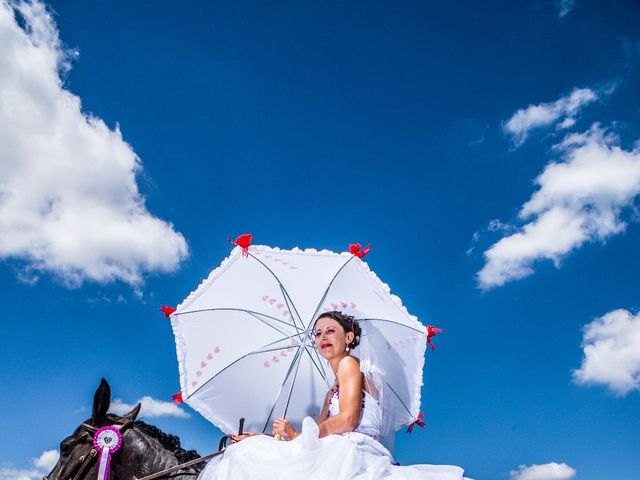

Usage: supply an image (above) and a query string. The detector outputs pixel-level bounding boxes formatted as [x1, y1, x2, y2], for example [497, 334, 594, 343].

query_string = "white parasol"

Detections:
[169, 238, 432, 448]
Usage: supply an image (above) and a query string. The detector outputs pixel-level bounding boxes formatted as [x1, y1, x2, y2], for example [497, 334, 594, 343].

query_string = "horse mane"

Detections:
[97, 413, 200, 464]
[133, 420, 200, 463]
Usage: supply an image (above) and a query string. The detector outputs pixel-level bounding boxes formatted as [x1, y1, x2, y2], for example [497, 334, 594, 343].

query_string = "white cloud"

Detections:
[0, 450, 59, 480]
[504, 88, 597, 146]
[573, 309, 640, 395]
[110, 396, 190, 419]
[487, 219, 514, 233]
[0, 1, 188, 287]
[31, 451, 58, 473]
[510, 462, 576, 480]
[556, 117, 576, 130]
[478, 124, 640, 289]
[0, 467, 42, 480]
[554, 0, 576, 18]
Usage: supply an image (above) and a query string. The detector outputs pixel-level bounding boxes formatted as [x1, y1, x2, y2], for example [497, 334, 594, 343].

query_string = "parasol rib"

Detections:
[304, 338, 330, 384]
[243, 251, 348, 386]
[384, 381, 413, 417]
[261, 344, 306, 433]
[278, 283, 307, 345]
[247, 253, 306, 333]
[359, 318, 425, 334]
[301, 254, 356, 380]
[307, 255, 355, 328]
[275, 284, 330, 383]
[281, 343, 305, 420]
[240, 344, 303, 355]
[174, 307, 305, 333]
[246, 311, 295, 337]
[186, 331, 303, 400]
[300, 343, 330, 385]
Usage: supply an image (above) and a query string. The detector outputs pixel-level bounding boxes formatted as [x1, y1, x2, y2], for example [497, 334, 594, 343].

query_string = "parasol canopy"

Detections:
[169, 240, 430, 446]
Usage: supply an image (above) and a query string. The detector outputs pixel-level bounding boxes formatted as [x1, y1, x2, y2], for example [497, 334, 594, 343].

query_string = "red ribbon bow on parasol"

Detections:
[406, 412, 426, 433]
[171, 392, 183, 405]
[349, 243, 370, 258]
[160, 305, 176, 318]
[426, 325, 442, 351]
[229, 233, 253, 257]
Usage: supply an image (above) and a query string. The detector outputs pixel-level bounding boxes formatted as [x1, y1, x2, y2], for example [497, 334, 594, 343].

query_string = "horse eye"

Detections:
[60, 443, 72, 455]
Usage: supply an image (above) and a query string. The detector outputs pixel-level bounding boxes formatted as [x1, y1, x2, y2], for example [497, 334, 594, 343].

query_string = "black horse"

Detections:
[46, 379, 204, 480]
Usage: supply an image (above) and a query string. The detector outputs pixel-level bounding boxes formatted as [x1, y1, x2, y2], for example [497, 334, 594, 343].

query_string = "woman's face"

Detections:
[313, 316, 353, 360]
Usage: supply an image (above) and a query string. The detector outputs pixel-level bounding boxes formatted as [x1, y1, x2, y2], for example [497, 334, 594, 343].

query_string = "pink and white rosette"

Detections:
[93, 426, 122, 480]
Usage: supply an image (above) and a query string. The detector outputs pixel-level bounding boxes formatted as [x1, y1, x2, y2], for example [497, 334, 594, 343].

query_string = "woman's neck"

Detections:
[328, 352, 348, 377]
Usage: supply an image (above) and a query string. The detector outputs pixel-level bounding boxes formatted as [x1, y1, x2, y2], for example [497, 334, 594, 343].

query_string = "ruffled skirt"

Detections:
[198, 418, 468, 480]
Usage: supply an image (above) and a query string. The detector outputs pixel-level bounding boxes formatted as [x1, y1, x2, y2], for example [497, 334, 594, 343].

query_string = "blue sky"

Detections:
[1, 1, 640, 479]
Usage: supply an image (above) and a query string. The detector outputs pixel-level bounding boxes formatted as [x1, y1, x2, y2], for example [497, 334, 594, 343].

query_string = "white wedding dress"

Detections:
[198, 387, 469, 480]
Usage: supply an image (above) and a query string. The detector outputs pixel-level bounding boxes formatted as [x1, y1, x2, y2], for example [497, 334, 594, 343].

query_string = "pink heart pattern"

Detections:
[323, 301, 357, 311]
[261, 294, 296, 323]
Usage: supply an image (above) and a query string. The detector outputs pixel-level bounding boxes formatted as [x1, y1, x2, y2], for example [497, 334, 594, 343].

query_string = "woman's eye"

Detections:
[314, 331, 321, 337]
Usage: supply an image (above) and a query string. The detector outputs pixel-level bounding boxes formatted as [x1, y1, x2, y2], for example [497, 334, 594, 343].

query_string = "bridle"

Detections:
[60, 420, 135, 480]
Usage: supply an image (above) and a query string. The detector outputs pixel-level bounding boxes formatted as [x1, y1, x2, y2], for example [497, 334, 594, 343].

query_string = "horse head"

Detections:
[46, 379, 200, 480]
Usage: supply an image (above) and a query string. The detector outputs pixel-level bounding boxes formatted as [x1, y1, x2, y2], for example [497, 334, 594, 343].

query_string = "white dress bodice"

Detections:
[327, 386, 382, 440]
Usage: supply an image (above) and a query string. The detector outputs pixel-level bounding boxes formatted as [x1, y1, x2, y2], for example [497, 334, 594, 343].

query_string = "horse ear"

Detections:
[92, 378, 111, 422]
[122, 402, 142, 422]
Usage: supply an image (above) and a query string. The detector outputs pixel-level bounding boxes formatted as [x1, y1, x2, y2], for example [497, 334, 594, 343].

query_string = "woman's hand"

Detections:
[272, 418, 298, 441]
[231, 432, 260, 443]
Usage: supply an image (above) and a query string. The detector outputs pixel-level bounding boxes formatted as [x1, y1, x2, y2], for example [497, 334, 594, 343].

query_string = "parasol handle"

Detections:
[218, 435, 231, 451]
[218, 417, 247, 450]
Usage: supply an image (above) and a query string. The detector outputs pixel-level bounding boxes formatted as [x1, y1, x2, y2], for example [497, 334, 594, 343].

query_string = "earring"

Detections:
[346, 346, 350, 352]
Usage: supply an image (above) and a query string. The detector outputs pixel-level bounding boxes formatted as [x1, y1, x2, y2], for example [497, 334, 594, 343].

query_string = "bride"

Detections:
[198, 311, 469, 480]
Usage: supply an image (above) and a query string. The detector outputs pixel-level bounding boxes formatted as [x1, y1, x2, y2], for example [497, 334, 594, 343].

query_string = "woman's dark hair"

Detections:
[313, 311, 362, 349]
